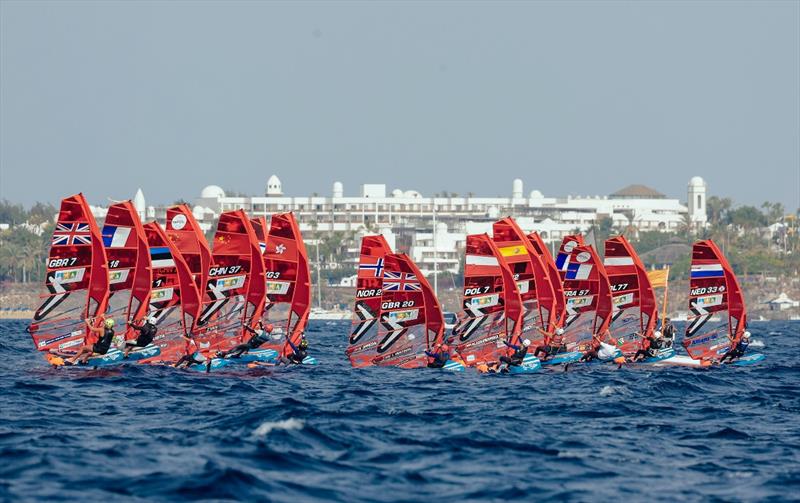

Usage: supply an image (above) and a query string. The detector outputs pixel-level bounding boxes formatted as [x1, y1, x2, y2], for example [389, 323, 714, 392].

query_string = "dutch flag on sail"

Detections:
[691, 264, 724, 279]
[150, 247, 175, 268]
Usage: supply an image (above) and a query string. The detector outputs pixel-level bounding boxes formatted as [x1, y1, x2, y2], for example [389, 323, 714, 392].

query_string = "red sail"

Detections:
[256, 213, 310, 357]
[196, 210, 261, 352]
[561, 244, 613, 351]
[165, 205, 212, 295]
[29, 194, 109, 353]
[348, 235, 392, 367]
[102, 201, 152, 343]
[682, 240, 747, 361]
[555, 234, 586, 282]
[492, 218, 556, 349]
[140, 222, 202, 363]
[603, 236, 657, 354]
[369, 253, 442, 368]
[527, 232, 566, 328]
[454, 233, 522, 366]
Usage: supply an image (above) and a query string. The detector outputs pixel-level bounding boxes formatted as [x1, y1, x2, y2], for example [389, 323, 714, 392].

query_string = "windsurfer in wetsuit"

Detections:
[425, 343, 450, 368]
[173, 336, 207, 369]
[533, 327, 566, 360]
[124, 316, 158, 357]
[276, 335, 309, 365]
[500, 338, 531, 368]
[579, 336, 602, 362]
[720, 331, 750, 363]
[217, 322, 273, 359]
[62, 318, 116, 365]
[631, 331, 661, 362]
[660, 318, 676, 348]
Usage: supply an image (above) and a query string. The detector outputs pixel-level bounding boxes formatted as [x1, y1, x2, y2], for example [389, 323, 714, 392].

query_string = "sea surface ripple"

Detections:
[1, 320, 798, 502]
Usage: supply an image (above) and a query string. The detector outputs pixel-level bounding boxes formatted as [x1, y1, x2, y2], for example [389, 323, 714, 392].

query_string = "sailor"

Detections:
[720, 331, 751, 363]
[173, 337, 205, 369]
[282, 335, 309, 364]
[218, 321, 273, 359]
[631, 331, 661, 361]
[124, 316, 158, 357]
[579, 336, 602, 362]
[533, 327, 566, 360]
[425, 343, 450, 368]
[500, 338, 531, 367]
[63, 318, 116, 365]
[661, 318, 676, 348]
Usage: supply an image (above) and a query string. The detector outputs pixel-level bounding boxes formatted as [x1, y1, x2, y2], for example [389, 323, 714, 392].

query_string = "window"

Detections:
[697, 195, 702, 210]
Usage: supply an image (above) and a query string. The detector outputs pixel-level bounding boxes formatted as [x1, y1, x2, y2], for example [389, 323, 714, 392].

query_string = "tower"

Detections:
[266, 175, 283, 196]
[687, 176, 707, 226]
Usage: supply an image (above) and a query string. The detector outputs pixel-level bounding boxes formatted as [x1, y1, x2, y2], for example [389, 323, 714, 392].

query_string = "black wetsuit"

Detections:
[662, 323, 676, 348]
[175, 353, 204, 368]
[127, 321, 157, 348]
[500, 342, 527, 366]
[286, 339, 308, 364]
[632, 336, 657, 361]
[222, 326, 270, 358]
[92, 327, 114, 355]
[534, 341, 565, 359]
[580, 345, 600, 362]
[425, 350, 449, 368]
[720, 339, 749, 363]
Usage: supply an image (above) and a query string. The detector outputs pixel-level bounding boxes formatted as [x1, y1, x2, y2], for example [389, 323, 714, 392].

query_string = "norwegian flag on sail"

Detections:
[52, 223, 91, 246]
[383, 271, 421, 291]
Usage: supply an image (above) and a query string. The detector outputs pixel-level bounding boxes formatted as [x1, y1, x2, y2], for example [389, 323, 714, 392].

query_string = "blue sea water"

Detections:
[1, 320, 798, 502]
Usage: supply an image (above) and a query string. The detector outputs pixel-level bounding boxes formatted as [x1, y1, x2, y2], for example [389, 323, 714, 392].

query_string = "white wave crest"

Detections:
[600, 385, 628, 396]
[749, 339, 765, 348]
[253, 418, 304, 437]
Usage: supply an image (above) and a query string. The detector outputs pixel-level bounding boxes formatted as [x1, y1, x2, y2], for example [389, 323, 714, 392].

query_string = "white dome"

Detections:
[266, 175, 283, 196]
[201, 185, 225, 198]
[333, 181, 343, 198]
[391, 189, 404, 198]
[529, 190, 544, 199]
[512, 178, 523, 193]
[688, 176, 705, 187]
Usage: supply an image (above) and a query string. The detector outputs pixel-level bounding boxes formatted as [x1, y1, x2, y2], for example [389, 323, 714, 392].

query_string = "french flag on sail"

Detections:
[691, 264, 724, 279]
[566, 263, 593, 281]
[555, 252, 570, 271]
[150, 247, 175, 268]
[101, 225, 132, 248]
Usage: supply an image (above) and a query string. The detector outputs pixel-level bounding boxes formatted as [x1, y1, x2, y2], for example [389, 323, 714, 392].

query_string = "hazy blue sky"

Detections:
[1, 1, 798, 210]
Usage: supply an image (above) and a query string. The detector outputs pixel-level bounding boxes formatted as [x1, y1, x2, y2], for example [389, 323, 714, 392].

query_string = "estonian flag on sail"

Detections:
[150, 247, 175, 268]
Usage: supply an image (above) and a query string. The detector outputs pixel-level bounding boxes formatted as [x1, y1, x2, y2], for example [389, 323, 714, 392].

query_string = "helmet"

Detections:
[265, 323, 274, 332]
[743, 331, 751, 339]
[299, 339, 309, 349]
[556, 328, 565, 335]
[104, 319, 115, 328]
[147, 316, 157, 325]
[522, 339, 531, 347]
[653, 330, 662, 338]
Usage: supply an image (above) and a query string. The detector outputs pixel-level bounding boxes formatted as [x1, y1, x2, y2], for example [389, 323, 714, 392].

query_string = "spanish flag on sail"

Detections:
[498, 245, 527, 257]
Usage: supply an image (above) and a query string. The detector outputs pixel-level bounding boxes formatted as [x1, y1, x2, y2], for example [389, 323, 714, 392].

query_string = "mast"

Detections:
[316, 239, 322, 308]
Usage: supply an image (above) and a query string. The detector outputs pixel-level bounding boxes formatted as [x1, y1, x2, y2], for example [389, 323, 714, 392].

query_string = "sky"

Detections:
[1, 1, 798, 210]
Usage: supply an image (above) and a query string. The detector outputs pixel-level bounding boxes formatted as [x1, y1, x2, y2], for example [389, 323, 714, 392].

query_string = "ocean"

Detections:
[1, 320, 798, 502]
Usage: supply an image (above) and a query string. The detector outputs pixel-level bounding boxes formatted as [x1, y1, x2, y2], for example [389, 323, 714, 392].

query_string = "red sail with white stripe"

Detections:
[492, 218, 555, 349]
[28, 194, 110, 354]
[604, 235, 657, 355]
[453, 233, 522, 366]
[560, 244, 613, 352]
[140, 222, 202, 363]
[348, 235, 392, 367]
[102, 201, 151, 343]
[369, 253, 443, 368]
[527, 232, 566, 328]
[195, 210, 262, 352]
[682, 240, 746, 361]
[165, 205, 212, 295]
[258, 213, 309, 357]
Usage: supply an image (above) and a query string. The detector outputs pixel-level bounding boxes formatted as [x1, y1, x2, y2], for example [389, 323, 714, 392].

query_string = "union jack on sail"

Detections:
[383, 271, 421, 291]
[52, 223, 92, 246]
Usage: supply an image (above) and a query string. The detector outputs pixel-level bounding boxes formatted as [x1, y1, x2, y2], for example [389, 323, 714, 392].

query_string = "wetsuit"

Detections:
[425, 350, 449, 368]
[720, 338, 749, 363]
[580, 343, 600, 362]
[534, 340, 566, 359]
[126, 321, 157, 348]
[286, 339, 308, 364]
[174, 353, 204, 368]
[221, 326, 270, 358]
[500, 342, 527, 366]
[662, 323, 676, 348]
[92, 327, 115, 355]
[632, 336, 657, 361]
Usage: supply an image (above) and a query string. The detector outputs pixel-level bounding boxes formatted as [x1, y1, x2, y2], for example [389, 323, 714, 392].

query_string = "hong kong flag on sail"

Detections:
[52, 223, 91, 246]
